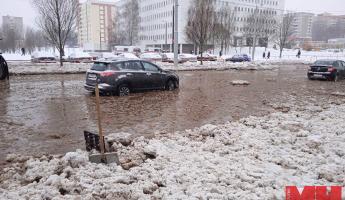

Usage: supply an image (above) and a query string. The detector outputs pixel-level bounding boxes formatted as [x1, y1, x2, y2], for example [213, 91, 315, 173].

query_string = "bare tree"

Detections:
[274, 13, 296, 58]
[243, 7, 276, 60]
[32, 0, 78, 66]
[185, 0, 216, 65]
[24, 27, 37, 54]
[215, 6, 236, 54]
[122, 0, 140, 46]
[110, 9, 127, 46]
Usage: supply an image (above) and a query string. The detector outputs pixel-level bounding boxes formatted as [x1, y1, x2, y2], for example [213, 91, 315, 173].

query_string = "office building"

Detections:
[290, 12, 314, 39]
[117, 0, 285, 52]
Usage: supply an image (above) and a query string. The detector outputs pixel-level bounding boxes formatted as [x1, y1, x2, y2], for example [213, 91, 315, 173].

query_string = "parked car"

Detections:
[161, 53, 187, 63]
[84, 59, 179, 96]
[117, 53, 139, 59]
[226, 54, 251, 62]
[31, 52, 56, 63]
[197, 53, 217, 61]
[180, 54, 198, 62]
[140, 53, 162, 61]
[69, 52, 93, 63]
[101, 52, 120, 60]
[307, 59, 345, 81]
[0, 52, 9, 80]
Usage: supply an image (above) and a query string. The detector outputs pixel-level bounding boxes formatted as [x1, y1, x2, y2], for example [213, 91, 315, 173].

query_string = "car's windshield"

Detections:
[314, 60, 335, 66]
[91, 62, 108, 71]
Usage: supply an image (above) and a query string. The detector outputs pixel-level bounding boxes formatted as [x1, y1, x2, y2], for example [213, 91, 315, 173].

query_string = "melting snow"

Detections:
[1, 101, 345, 199]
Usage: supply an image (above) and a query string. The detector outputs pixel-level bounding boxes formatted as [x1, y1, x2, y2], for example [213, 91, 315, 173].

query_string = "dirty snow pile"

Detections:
[1, 103, 345, 199]
[6, 60, 303, 75]
[8, 62, 91, 75]
[159, 61, 282, 71]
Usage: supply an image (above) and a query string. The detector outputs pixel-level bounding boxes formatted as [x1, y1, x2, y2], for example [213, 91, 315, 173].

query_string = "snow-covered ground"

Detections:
[1, 97, 345, 199]
[3, 47, 345, 62]
[8, 62, 91, 75]
[7, 60, 309, 75]
[1, 53, 31, 61]
[220, 47, 345, 62]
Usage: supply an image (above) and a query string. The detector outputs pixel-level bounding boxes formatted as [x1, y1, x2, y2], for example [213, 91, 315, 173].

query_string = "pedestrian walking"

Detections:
[219, 50, 222, 57]
[267, 51, 271, 59]
[263, 52, 266, 59]
[296, 49, 301, 58]
[21, 47, 26, 56]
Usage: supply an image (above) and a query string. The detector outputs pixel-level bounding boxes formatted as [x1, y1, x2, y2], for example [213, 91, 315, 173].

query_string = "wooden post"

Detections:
[95, 82, 105, 158]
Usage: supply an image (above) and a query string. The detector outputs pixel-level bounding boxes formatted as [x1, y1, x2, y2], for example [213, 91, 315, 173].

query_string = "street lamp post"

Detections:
[173, 0, 178, 67]
[165, 21, 168, 52]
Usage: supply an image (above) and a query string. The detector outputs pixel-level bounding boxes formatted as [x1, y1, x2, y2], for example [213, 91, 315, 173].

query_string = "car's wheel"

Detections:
[0, 62, 8, 80]
[166, 80, 175, 91]
[0, 65, 5, 80]
[118, 84, 130, 96]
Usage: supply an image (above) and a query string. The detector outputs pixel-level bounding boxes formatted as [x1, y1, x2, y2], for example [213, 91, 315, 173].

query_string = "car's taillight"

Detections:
[100, 71, 115, 77]
[328, 67, 336, 72]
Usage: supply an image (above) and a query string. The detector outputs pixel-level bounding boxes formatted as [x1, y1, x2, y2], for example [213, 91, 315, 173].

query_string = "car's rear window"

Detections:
[314, 60, 335, 66]
[91, 62, 108, 71]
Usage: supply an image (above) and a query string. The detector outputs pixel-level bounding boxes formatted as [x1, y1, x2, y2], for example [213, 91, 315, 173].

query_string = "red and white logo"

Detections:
[286, 186, 342, 200]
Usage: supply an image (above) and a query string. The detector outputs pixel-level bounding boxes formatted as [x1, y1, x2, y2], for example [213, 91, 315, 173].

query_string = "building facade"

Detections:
[312, 13, 345, 42]
[78, 0, 116, 51]
[120, 0, 285, 53]
[290, 12, 314, 39]
[1, 15, 24, 49]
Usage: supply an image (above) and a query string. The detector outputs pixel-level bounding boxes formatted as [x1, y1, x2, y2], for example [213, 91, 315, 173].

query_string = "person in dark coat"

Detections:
[0, 52, 9, 80]
[297, 49, 301, 58]
[263, 52, 266, 59]
[21, 47, 26, 56]
[267, 51, 271, 59]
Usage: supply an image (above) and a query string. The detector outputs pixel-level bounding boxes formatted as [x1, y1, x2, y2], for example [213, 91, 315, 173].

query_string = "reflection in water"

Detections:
[86, 90, 181, 136]
[0, 81, 10, 116]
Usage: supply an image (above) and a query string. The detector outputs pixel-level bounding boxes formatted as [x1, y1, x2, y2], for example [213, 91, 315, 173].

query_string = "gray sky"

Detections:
[0, 0, 345, 28]
[285, 0, 345, 14]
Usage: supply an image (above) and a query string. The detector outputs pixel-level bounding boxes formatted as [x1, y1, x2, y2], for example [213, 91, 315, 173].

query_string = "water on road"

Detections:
[1, 65, 345, 166]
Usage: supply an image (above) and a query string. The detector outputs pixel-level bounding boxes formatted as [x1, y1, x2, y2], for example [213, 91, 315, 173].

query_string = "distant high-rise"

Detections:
[2, 15, 24, 39]
[78, 0, 116, 51]
[312, 13, 345, 42]
[290, 12, 314, 39]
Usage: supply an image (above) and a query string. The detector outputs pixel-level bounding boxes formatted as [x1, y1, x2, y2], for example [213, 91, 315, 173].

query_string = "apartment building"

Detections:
[78, 0, 116, 51]
[290, 12, 314, 39]
[1, 15, 24, 48]
[119, 0, 285, 53]
[2, 15, 24, 39]
[312, 13, 345, 42]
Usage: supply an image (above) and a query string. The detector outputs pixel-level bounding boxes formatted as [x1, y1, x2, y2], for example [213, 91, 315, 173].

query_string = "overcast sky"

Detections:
[0, 0, 344, 28]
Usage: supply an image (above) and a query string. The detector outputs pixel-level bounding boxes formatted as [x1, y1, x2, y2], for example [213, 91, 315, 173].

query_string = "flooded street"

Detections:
[1, 64, 345, 166]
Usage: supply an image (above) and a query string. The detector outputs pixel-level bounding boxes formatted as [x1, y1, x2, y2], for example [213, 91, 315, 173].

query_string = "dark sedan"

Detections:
[84, 59, 179, 96]
[226, 54, 251, 62]
[308, 59, 345, 81]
